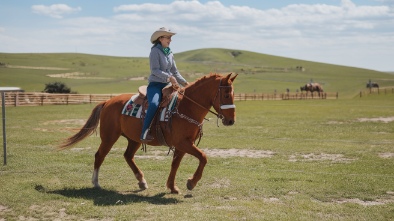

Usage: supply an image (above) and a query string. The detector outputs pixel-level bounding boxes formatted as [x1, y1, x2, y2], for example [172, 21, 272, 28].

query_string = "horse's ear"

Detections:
[230, 73, 238, 82]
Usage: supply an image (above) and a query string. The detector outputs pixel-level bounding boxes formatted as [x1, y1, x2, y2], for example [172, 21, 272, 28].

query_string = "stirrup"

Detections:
[140, 129, 154, 143]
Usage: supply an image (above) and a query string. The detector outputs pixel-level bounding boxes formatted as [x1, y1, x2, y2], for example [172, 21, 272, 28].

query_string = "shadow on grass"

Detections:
[37, 185, 181, 206]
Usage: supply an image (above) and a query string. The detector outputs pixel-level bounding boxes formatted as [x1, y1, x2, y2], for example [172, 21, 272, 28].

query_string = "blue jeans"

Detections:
[141, 82, 168, 139]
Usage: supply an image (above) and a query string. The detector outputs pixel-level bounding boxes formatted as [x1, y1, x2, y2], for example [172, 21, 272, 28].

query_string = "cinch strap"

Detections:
[221, 104, 236, 109]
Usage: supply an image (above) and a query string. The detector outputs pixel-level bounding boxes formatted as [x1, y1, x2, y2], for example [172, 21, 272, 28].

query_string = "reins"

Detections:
[178, 88, 223, 120]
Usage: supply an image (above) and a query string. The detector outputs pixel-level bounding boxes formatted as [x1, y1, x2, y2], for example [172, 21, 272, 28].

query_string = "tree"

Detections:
[43, 82, 71, 93]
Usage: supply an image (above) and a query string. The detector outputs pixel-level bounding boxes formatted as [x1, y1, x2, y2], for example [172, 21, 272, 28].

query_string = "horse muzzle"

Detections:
[219, 104, 236, 126]
[222, 118, 235, 126]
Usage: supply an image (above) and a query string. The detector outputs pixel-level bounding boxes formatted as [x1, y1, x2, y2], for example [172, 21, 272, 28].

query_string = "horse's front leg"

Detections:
[186, 146, 207, 191]
[167, 149, 186, 194]
[175, 141, 207, 191]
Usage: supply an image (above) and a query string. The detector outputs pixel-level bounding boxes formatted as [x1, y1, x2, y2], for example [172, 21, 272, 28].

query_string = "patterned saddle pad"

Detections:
[121, 92, 179, 122]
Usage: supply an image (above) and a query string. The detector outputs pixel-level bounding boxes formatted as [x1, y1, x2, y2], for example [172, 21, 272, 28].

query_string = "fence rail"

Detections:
[1, 92, 122, 107]
[359, 87, 394, 97]
[234, 92, 337, 101]
[0, 91, 338, 107]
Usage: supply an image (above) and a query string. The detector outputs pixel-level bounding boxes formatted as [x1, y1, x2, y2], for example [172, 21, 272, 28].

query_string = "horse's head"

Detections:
[212, 73, 237, 126]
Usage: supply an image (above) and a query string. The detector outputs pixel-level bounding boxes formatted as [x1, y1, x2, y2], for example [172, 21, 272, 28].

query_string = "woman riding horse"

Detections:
[60, 73, 237, 194]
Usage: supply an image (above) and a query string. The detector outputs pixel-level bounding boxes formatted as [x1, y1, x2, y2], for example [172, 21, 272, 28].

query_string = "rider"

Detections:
[140, 27, 189, 143]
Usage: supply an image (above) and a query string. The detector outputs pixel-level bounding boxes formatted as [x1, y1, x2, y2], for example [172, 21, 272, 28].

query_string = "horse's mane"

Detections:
[190, 73, 221, 87]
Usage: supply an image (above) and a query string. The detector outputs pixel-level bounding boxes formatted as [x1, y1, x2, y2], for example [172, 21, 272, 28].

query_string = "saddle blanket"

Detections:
[121, 92, 178, 121]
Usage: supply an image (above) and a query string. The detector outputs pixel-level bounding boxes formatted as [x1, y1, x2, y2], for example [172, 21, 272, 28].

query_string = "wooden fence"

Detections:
[0, 92, 122, 107]
[359, 87, 394, 97]
[234, 92, 337, 101]
[0, 91, 338, 107]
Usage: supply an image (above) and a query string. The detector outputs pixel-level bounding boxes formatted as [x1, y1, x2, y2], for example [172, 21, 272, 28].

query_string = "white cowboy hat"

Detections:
[150, 27, 176, 44]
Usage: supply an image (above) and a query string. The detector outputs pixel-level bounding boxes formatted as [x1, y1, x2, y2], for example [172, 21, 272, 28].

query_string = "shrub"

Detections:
[43, 82, 72, 93]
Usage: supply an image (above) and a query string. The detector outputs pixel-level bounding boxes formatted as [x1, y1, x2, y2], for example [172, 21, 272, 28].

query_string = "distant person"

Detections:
[140, 27, 189, 143]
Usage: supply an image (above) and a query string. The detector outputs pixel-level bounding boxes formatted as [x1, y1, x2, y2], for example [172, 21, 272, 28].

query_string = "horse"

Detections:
[300, 83, 324, 96]
[366, 82, 379, 88]
[59, 73, 237, 194]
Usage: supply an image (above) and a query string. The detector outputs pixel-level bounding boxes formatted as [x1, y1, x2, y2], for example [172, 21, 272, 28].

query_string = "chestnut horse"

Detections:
[59, 73, 237, 194]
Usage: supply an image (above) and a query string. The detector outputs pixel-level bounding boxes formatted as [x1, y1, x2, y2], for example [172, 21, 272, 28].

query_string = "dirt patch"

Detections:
[17, 204, 114, 221]
[204, 148, 275, 158]
[326, 120, 347, 125]
[135, 150, 168, 160]
[327, 116, 394, 124]
[0, 205, 12, 218]
[7, 65, 69, 70]
[112, 148, 276, 159]
[289, 153, 355, 163]
[47, 72, 112, 80]
[209, 178, 231, 188]
[127, 76, 146, 81]
[379, 152, 394, 158]
[34, 119, 87, 133]
[357, 116, 394, 123]
[42, 119, 86, 126]
[333, 195, 394, 206]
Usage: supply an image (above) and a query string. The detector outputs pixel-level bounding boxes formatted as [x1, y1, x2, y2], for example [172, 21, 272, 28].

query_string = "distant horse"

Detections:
[59, 73, 237, 194]
[300, 83, 324, 96]
[366, 82, 379, 88]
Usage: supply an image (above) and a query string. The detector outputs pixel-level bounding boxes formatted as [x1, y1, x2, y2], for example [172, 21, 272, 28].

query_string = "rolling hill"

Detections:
[1, 49, 393, 98]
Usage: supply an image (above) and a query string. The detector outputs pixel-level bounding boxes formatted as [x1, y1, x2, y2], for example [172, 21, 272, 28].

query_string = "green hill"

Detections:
[1, 49, 393, 98]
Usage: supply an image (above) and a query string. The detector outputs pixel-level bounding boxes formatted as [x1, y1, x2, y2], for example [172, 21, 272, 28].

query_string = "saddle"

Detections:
[133, 85, 178, 109]
[133, 84, 183, 148]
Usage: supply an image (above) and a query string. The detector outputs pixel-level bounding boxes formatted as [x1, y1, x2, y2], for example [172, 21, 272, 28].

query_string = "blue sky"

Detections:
[1, 0, 394, 71]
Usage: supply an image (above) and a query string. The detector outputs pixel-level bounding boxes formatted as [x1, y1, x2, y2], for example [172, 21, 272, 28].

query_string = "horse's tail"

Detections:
[58, 101, 106, 150]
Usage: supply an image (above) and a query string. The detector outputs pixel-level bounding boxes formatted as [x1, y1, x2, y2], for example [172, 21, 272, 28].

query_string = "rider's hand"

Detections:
[169, 76, 179, 89]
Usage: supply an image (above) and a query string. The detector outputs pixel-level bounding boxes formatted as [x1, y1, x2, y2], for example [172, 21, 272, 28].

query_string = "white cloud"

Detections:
[31, 4, 81, 19]
[2, 0, 392, 70]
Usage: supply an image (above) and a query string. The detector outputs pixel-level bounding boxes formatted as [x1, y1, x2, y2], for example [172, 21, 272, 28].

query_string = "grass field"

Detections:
[1, 93, 393, 220]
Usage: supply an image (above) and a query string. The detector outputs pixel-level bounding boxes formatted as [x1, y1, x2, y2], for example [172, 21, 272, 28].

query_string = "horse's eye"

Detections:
[224, 94, 230, 99]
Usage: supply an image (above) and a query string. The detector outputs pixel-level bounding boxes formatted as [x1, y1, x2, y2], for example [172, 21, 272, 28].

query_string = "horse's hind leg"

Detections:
[123, 138, 148, 190]
[167, 149, 186, 194]
[92, 140, 117, 188]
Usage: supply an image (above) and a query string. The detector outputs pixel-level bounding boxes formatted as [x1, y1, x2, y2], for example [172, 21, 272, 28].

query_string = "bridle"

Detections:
[166, 76, 235, 148]
[175, 77, 236, 126]
[211, 78, 236, 120]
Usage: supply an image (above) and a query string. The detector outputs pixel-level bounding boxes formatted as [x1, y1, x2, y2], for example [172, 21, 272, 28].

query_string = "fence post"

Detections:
[66, 95, 69, 105]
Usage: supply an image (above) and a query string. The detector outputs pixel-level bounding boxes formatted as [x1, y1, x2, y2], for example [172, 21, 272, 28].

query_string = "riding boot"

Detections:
[140, 129, 154, 143]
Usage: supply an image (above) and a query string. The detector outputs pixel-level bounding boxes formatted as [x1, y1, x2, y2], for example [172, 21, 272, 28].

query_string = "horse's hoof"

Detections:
[167, 185, 180, 194]
[170, 188, 180, 194]
[138, 181, 148, 190]
[92, 182, 101, 189]
[187, 179, 195, 190]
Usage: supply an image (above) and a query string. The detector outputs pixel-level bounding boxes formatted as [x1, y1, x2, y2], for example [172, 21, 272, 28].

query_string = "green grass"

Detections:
[0, 94, 393, 220]
[1, 49, 394, 97]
